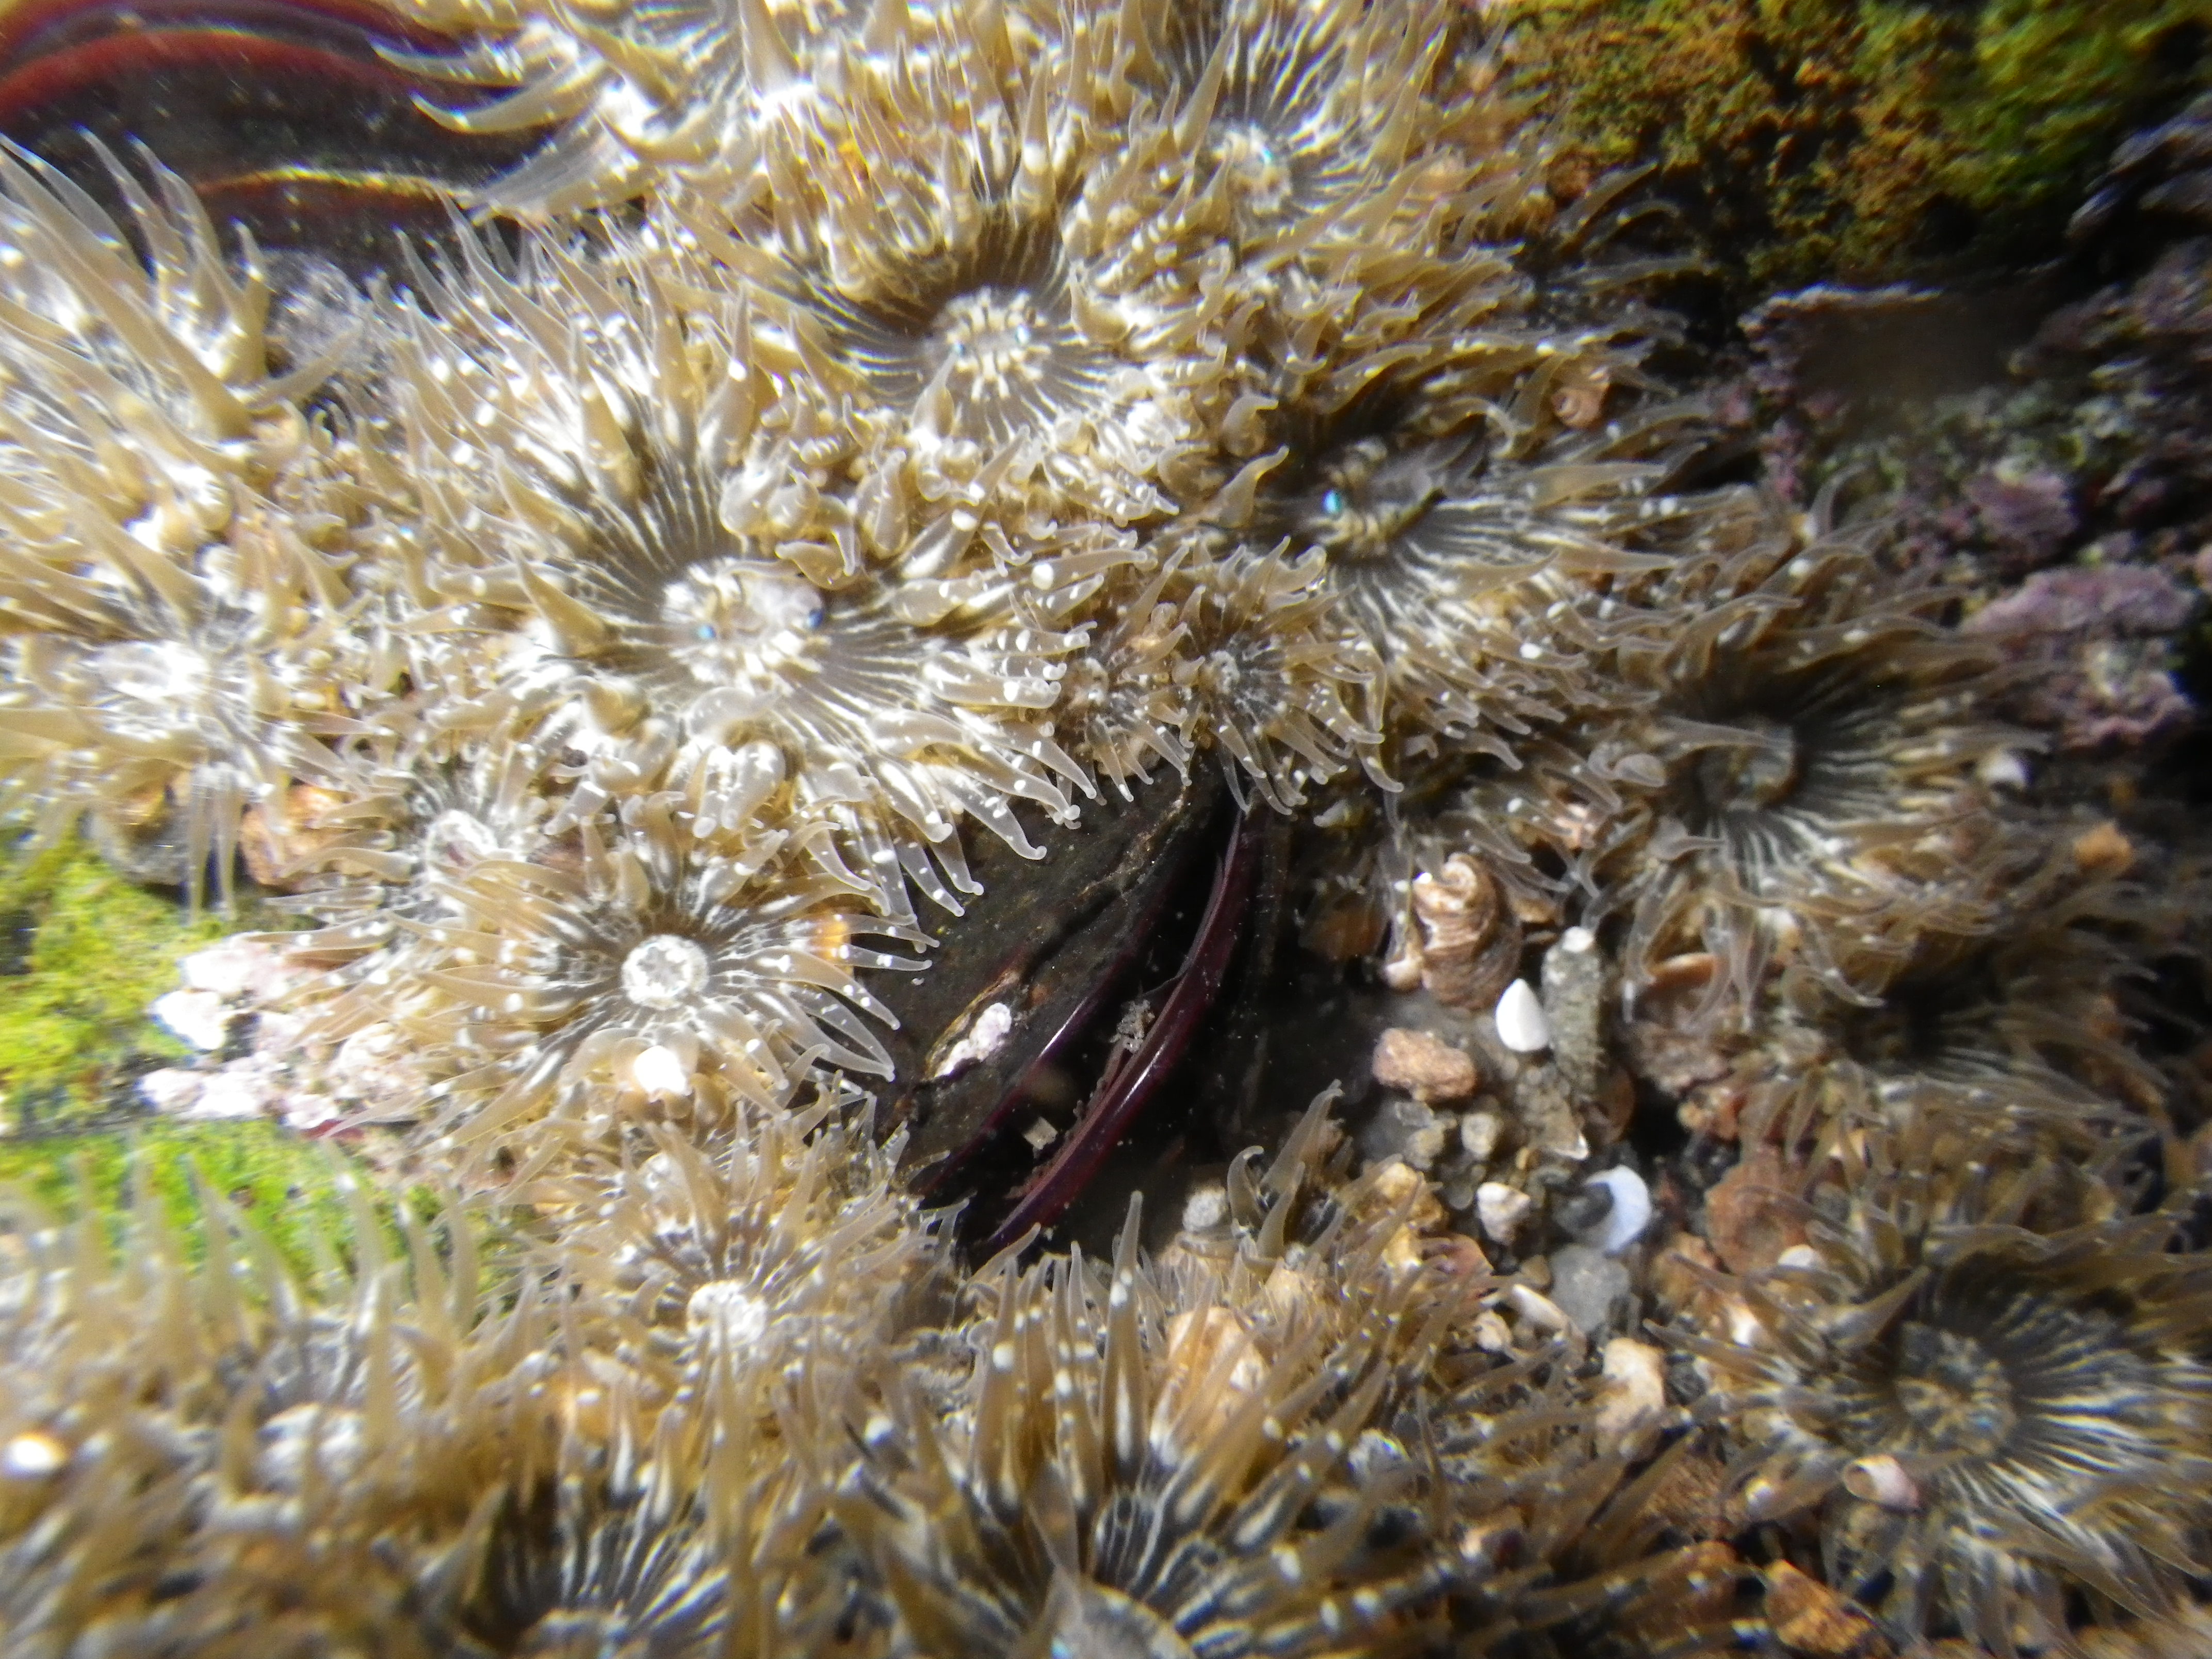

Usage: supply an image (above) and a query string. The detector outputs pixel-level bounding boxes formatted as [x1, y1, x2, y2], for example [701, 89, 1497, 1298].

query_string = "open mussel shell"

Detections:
[0, 0, 541, 268]
[866, 774, 1297, 1254]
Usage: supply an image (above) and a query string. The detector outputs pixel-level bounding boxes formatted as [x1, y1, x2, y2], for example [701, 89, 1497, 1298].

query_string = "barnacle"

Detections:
[393, 796, 920, 1144]
[1685, 1127, 2212, 1652]
[844, 1200, 1473, 1659]
[391, 226, 1097, 914]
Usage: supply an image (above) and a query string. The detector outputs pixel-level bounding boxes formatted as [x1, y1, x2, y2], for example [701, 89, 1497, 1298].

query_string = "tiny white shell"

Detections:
[1843, 1453, 1921, 1511]
[1584, 1166, 1652, 1256]
[1493, 979, 1550, 1053]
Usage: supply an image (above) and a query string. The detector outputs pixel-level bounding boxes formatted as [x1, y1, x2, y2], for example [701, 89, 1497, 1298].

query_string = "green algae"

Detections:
[0, 833, 232, 1134]
[1510, 0, 2212, 291]
[0, 833, 457, 1282]
[0, 1119, 384, 1280]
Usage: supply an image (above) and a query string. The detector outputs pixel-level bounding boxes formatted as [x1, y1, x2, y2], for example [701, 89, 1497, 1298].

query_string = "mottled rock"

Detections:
[1705, 1146, 1807, 1275]
[1371, 1027, 1478, 1102]
[1550, 1242, 1635, 1338]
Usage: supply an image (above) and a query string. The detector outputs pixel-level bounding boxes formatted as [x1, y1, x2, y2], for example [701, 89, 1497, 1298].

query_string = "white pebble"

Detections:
[1493, 979, 1550, 1053]
[151, 988, 233, 1052]
[1584, 1167, 1652, 1256]
[1843, 1453, 1922, 1511]
[1977, 749, 2030, 791]
[1475, 1181, 1533, 1246]
[1460, 1109, 1505, 1163]
[931, 1000, 1013, 1079]
[138, 1068, 206, 1115]
[632, 1043, 693, 1101]
[1558, 925, 1597, 955]
[1180, 1184, 1228, 1232]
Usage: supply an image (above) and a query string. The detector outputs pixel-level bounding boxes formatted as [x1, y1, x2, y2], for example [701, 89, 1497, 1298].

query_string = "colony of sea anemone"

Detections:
[2, 0, 2210, 1653]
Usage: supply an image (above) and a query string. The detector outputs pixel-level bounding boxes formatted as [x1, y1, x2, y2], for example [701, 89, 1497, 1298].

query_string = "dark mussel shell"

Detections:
[868, 777, 1296, 1254]
[0, 0, 542, 269]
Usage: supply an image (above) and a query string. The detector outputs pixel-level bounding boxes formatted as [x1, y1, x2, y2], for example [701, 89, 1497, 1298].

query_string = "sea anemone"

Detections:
[1241, 408, 1716, 754]
[1683, 1126, 2212, 1653]
[525, 1101, 938, 1404]
[389, 225, 1100, 916]
[842, 1199, 1475, 1659]
[1165, 538, 1385, 811]
[386, 795, 921, 1146]
[1739, 883, 2163, 1160]
[0, 148, 373, 907]
[1440, 503, 2030, 1028]
[393, 0, 1022, 219]
[696, 6, 1205, 535]
[1050, 556, 1196, 800]
[458, 1367, 863, 1658]
[0, 1178, 562, 1657]
[276, 726, 560, 956]
[1068, 0, 1555, 421]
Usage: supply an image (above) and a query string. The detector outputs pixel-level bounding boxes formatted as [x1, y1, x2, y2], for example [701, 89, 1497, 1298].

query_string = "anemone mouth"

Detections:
[1679, 713, 1806, 827]
[79, 637, 227, 755]
[1662, 670, 1928, 899]
[648, 558, 826, 701]
[1857, 1271, 2156, 1466]
[1136, 1, 1430, 236]
[788, 221, 1115, 448]
[1284, 436, 1466, 565]
[619, 931, 713, 1011]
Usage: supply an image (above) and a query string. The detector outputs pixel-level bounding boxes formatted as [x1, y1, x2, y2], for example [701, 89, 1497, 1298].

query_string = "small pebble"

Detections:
[1371, 1028, 1477, 1102]
[1582, 1167, 1652, 1256]
[151, 988, 233, 1052]
[1359, 1095, 1447, 1172]
[1549, 1242, 1635, 1337]
[1493, 979, 1550, 1053]
[1460, 1109, 1505, 1163]
[138, 1068, 206, 1115]
[631, 1043, 693, 1101]
[1181, 1184, 1228, 1232]
[1596, 1337, 1668, 1440]
[1475, 1181, 1533, 1246]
